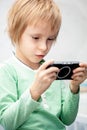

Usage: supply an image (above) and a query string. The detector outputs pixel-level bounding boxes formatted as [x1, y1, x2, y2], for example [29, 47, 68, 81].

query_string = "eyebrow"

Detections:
[31, 33, 57, 37]
[49, 34, 57, 38]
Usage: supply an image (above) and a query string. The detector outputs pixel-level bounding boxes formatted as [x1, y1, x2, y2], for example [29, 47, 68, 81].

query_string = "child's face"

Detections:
[15, 21, 58, 69]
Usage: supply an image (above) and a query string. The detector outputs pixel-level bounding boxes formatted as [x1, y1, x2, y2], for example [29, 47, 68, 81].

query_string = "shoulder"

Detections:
[0, 57, 18, 80]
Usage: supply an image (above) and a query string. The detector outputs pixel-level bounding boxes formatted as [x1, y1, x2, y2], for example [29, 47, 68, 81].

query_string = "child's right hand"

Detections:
[30, 60, 59, 100]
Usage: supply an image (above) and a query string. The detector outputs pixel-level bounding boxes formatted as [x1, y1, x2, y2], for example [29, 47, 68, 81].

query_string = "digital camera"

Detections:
[47, 61, 79, 80]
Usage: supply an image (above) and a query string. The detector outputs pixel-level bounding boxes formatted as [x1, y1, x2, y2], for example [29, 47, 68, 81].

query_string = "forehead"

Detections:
[26, 20, 58, 36]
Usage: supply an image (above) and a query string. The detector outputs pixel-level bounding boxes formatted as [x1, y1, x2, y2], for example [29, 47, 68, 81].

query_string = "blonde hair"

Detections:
[8, 0, 62, 44]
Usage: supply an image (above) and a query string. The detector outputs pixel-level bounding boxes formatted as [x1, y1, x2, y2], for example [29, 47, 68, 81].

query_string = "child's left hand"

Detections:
[70, 63, 87, 93]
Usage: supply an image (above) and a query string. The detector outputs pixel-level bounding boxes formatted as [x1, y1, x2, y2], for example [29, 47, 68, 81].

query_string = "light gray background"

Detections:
[0, 0, 87, 62]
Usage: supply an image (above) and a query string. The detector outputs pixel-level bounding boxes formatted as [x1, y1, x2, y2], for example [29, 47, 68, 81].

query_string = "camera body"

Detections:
[48, 61, 79, 80]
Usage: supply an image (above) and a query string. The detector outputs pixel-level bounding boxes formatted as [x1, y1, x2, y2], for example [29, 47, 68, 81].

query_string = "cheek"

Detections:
[47, 43, 53, 51]
[20, 38, 35, 51]
[20, 35, 34, 49]
[19, 42, 32, 55]
[24, 45, 34, 53]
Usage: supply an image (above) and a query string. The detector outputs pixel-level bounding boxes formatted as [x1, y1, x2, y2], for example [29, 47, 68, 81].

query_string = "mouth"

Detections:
[36, 54, 45, 59]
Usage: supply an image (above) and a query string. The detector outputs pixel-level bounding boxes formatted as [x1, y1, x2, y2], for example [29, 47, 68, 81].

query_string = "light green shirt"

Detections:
[0, 56, 79, 130]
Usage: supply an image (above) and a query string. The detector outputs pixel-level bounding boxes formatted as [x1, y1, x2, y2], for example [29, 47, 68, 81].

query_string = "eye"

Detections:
[48, 37, 56, 41]
[32, 36, 39, 40]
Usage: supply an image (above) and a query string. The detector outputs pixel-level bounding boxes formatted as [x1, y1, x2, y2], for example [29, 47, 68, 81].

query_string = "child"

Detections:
[0, 0, 87, 130]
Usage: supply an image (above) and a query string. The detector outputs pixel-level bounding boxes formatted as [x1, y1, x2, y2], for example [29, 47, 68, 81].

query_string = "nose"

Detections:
[38, 41, 48, 52]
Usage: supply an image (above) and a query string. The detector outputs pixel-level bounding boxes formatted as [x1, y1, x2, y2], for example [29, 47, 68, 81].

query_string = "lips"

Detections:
[36, 55, 45, 59]
[37, 55, 44, 58]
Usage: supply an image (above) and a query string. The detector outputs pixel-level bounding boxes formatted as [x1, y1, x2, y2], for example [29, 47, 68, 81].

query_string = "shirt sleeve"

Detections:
[60, 81, 80, 125]
[0, 66, 41, 130]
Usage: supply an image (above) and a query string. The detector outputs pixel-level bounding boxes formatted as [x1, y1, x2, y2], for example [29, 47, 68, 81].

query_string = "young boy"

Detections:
[0, 0, 87, 130]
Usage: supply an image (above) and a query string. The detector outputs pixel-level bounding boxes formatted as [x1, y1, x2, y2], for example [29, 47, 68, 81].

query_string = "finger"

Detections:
[72, 72, 84, 78]
[72, 71, 86, 81]
[77, 63, 87, 77]
[48, 72, 57, 79]
[84, 68, 87, 78]
[46, 66, 59, 74]
[73, 67, 85, 73]
[79, 62, 87, 67]
[39, 60, 54, 70]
